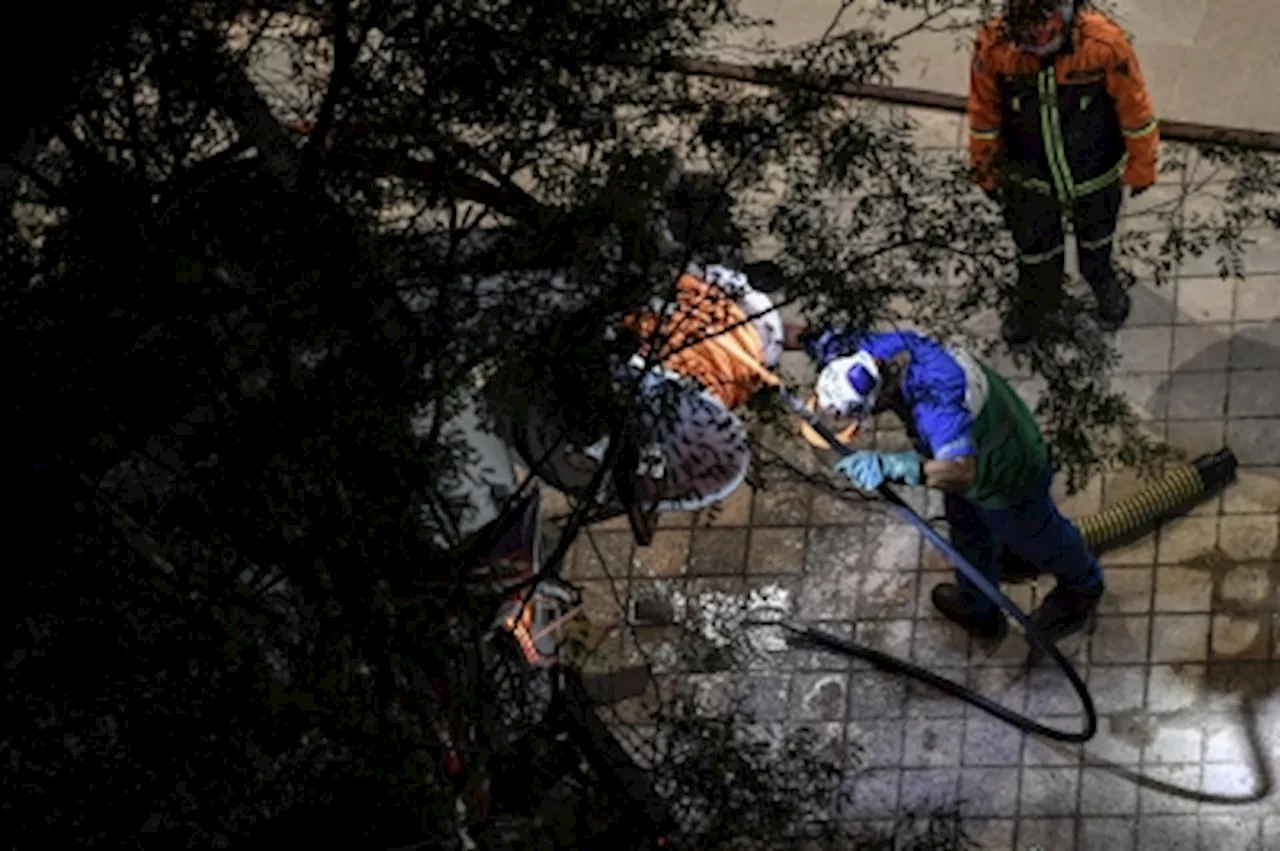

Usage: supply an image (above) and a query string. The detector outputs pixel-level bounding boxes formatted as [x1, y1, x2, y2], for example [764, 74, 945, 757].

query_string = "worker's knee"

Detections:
[945, 493, 987, 541]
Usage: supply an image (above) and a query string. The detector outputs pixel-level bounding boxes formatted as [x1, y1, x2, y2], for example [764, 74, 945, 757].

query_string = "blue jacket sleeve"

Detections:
[912, 399, 978, 461]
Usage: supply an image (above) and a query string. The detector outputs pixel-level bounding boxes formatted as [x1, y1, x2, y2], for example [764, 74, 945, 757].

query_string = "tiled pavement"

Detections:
[565, 481, 1280, 849]
[549, 5, 1280, 845]
[552, 137, 1280, 848]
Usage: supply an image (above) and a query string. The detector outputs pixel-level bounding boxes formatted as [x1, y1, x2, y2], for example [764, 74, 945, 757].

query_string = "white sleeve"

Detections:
[700, 264, 783, 369]
[702, 264, 751, 299]
[737, 289, 784, 369]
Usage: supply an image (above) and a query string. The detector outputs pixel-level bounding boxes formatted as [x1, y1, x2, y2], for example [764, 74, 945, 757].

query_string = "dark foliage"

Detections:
[4, 0, 1278, 847]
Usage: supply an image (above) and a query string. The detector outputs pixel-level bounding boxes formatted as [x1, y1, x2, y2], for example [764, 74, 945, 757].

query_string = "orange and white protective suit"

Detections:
[621, 265, 783, 410]
[576, 265, 782, 512]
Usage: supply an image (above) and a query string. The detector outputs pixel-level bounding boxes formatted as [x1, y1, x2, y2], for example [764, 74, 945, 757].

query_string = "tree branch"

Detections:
[299, 0, 363, 186]
[205, 34, 303, 189]
[288, 117, 547, 221]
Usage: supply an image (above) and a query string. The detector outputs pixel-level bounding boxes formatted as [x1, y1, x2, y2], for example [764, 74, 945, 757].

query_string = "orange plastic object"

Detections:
[797, 393, 859, 449]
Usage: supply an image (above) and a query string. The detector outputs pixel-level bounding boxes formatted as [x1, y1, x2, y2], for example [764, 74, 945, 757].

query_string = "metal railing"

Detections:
[656, 57, 1280, 153]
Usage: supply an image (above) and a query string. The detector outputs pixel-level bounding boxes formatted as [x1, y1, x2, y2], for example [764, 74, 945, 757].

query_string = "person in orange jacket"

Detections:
[556, 263, 786, 512]
[968, 0, 1159, 346]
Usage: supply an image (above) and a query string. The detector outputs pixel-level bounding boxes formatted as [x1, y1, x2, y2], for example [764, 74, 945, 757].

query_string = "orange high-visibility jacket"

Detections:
[968, 9, 1159, 198]
[621, 274, 766, 411]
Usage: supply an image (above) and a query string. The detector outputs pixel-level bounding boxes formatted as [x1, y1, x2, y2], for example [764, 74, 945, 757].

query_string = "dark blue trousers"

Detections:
[945, 467, 1104, 618]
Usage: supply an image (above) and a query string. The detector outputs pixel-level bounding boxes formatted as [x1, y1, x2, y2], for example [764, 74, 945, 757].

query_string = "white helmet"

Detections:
[815, 351, 881, 419]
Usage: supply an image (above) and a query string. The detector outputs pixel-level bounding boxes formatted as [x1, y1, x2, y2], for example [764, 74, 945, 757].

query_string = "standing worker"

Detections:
[968, 0, 1159, 346]
[803, 326, 1105, 644]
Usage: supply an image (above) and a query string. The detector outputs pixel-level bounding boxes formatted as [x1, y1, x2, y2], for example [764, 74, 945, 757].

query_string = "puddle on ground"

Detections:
[1108, 710, 1158, 750]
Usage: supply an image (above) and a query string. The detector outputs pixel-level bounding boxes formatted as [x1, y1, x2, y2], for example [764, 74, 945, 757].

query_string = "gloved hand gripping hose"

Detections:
[773, 385, 1099, 743]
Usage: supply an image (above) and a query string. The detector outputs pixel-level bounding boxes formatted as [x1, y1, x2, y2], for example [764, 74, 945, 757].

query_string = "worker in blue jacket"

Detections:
[802, 327, 1105, 642]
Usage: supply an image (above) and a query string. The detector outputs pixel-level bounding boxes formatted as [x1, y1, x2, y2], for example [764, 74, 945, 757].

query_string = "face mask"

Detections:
[1016, 10, 1066, 55]
[1008, 0, 1074, 56]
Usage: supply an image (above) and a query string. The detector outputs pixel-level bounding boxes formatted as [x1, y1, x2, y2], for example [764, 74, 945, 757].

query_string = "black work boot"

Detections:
[1001, 270, 1063, 348]
[1023, 583, 1104, 667]
[1089, 274, 1131, 332]
[932, 583, 1009, 642]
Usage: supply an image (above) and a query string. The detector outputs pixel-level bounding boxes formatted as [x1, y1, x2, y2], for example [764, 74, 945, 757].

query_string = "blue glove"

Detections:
[833, 450, 922, 490]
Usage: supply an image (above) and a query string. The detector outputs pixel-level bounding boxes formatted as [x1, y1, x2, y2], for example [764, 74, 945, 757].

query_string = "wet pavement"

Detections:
[554, 142, 1280, 851]
[548, 4, 1280, 848]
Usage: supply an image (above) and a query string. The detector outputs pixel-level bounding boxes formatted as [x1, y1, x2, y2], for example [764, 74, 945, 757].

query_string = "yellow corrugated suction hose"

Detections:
[1076, 449, 1238, 552]
[1078, 464, 1201, 549]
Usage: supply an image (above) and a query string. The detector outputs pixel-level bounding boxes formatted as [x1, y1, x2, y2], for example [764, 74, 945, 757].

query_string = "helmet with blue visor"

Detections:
[815, 350, 882, 421]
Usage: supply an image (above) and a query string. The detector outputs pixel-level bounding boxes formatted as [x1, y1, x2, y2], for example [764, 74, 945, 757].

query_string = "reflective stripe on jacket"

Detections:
[967, 9, 1159, 198]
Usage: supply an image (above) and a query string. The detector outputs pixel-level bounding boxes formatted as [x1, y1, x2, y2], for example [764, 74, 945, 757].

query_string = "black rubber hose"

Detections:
[774, 387, 1099, 743]
[1195, 447, 1239, 493]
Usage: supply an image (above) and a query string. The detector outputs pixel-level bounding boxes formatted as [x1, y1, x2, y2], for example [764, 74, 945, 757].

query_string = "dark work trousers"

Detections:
[1002, 182, 1124, 313]
[943, 467, 1104, 620]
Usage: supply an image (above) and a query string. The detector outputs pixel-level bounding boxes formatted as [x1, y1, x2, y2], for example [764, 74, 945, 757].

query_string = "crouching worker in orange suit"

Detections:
[561, 264, 786, 513]
[969, 0, 1159, 346]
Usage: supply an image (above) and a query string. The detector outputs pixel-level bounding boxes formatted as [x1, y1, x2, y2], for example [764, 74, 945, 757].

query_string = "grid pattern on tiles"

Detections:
[541, 122, 1280, 851]
[560, 466, 1280, 849]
